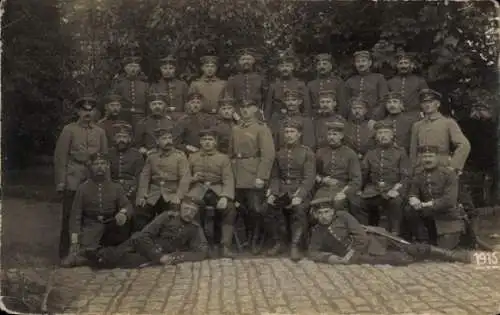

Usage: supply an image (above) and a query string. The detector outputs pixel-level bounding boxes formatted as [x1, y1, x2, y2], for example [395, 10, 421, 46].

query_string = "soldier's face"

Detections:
[351, 105, 367, 118]
[421, 99, 439, 114]
[157, 134, 174, 149]
[240, 105, 257, 119]
[90, 159, 109, 176]
[239, 55, 255, 70]
[219, 105, 234, 119]
[78, 109, 94, 122]
[421, 152, 438, 169]
[278, 62, 294, 76]
[386, 98, 403, 114]
[375, 129, 394, 145]
[180, 203, 198, 222]
[202, 63, 217, 77]
[187, 99, 202, 113]
[283, 127, 301, 144]
[354, 56, 371, 73]
[327, 130, 344, 145]
[149, 100, 166, 115]
[160, 64, 176, 78]
[124, 63, 140, 76]
[316, 207, 335, 225]
[114, 133, 131, 149]
[106, 101, 122, 116]
[200, 135, 217, 151]
[284, 96, 301, 111]
[319, 97, 336, 113]
[316, 60, 332, 74]
[396, 59, 412, 74]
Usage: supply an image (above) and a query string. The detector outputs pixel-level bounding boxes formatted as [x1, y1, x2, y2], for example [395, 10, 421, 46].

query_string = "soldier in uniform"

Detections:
[406, 145, 465, 249]
[308, 197, 472, 266]
[224, 48, 267, 113]
[97, 93, 130, 144]
[229, 99, 275, 253]
[307, 54, 346, 117]
[214, 96, 239, 154]
[409, 89, 470, 172]
[314, 120, 361, 212]
[344, 97, 375, 160]
[54, 96, 108, 260]
[149, 55, 189, 120]
[270, 89, 315, 149]
[266, 120, 316, 261]
[388, 52, 428, 115]
[176, 92, 217, 155]
[353, 121, 410, 234]
[111, 55, 149, 127]
[380, 92, 420, 153]
[134, 127, 190, 232]
[189, 55, 227, 115]
[264, 52, 310, 121]
[345, 51, 388, 124]
[185, 128, 236, 258]
[134, 92, 175, 156]
[313, 90, 345, 150]
[60, 153, 133, 267]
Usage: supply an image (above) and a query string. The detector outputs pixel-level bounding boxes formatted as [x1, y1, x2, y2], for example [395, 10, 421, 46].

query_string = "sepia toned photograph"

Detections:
[1, 0, 500, 314]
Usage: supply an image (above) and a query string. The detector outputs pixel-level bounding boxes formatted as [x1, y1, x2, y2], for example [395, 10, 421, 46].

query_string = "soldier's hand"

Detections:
[136, 198, 147, 207]
[367, 119, 376, 130]
[159, 254, 176, 265]
[216, 197, 228, 209]
[409, 197, 421, 209]
[254, 178, 265, 189]
[291, 197, 302, 206]
[387, 189, 400, 199]
[193, 172, 203, 182]
[139, 147, 148, 155]
[421, 201, 434, 208]
[327, 254, 347, 265]
[186, 145, 199, 153]
[267, 195, 276, 205]
[322, 176, 339, 186]
[334, 192, 346, 202]
[232, 112, 241, 121]
[114, 210, 128, 226]
[56, 183, 65, 193]
[171, 196, 181, 205]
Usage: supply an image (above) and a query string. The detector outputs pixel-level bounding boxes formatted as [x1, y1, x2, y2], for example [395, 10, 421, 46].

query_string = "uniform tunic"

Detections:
[313, 114, 345, 150]
[228, 119, 276, 189]
[189, 77, 227, 114]
[97, 115, 130, 145]
[388, 74, 428, 113]
[134, 115, 175, 150]
[409, 113, 471, 170]
[224, 72, 267, 108]
[54, 122, 108, 191]
[109, 147, 145, 196]
[381, 112, 420, 153]
[149, 79, 189, 119]
[112, 76, 149, 123]
[176, 113, 217, 152]
[265, 77, 310, 119]
[307, 76, 347, 117]
[344, 119, 375, 159]
[136, 149, 190, 206]
[345, 72, 388, 120]
[269, 112, 315, 149]
[213, 117, 236, 155]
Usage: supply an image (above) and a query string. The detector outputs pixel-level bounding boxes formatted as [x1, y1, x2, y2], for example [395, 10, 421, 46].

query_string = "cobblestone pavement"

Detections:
[8, 258, 500, 315]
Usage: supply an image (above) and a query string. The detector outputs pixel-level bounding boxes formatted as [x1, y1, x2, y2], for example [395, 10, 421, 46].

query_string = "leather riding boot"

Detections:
[290, 227, 303, 262]
[427, 245, 472, 263]
[221, 224, 235, 259]
[251, 223, 262, 255]
[266, 242, 282, 256]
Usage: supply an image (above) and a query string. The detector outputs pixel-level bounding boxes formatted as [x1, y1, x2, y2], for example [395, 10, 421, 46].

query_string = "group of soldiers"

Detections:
[55, 47, 481, 268]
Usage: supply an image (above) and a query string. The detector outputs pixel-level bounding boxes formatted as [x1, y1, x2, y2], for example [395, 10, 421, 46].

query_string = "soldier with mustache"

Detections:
[97, 93, 129, 144]
[344, 97, 376, 160]
[313, 90, 345, 150]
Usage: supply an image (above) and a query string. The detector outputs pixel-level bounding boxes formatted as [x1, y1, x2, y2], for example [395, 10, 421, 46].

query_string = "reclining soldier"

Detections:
[308, 197, 472, 266]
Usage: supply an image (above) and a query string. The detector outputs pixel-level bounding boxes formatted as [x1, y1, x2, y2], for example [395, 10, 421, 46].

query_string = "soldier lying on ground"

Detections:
[308, 197, 473, 266]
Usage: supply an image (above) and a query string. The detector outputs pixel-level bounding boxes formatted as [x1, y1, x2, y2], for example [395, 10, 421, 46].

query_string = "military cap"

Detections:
[200, 55, 218, 65]
[154, 127, 173, 138]
[199, 128, 218, 138]
[315, 53, 332, 62]
[417, 145, 439, 154]
[219, 95, 236, 107]
[284, 89, 304, 99]
[310, 197, 334, 208]
[112, 121, 133, 136]
[237, 48, 258, 57]
[148, 92, 167, 103]
[396, 51, 415, 62]
[353, 50, 371, 59]
[187, 91, 204, 102]
[326, 120, 345, 131]
[160, 55, 177, 65]
[75, 95, 97, 111]
[349, 97, 369, 108]
[373, 120, 394, 131]
[103, 93, 122, 105]
[419, 89, 442, 102]
[123, 56, 141, 65]
[283, 119, 303, 131]
[240, 99, 258, 108]
[88, 152, 110, 164]
[318, 89, 336, 99]
[383, 91, 403, 102]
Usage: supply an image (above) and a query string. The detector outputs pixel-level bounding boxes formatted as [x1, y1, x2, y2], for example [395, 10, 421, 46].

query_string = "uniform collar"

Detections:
[425, 112, 443, 121]
[159, 148, 175, 157]
[329, 143, 343, 150]
[285, 109, 300, 116]
[201, 149, 217, 156]
[285, 142, 300, 150]
[77, 120, 94, 129]
[202, 76, 219, 82]
[241, 118, 256, 127]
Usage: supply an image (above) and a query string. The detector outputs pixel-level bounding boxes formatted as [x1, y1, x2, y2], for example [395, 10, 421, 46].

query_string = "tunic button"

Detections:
[285, 179, 291, 184]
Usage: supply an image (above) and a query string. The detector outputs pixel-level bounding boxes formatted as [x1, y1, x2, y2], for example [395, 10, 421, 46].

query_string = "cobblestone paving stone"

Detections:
[12, 258, 500, 315]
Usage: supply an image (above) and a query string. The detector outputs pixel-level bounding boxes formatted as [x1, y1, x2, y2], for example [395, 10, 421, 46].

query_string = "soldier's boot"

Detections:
[251, 224, 262, 255]
[290, 227, 303, 262]
[220, 225, 235, 259]
[266, 242, 283, 256]
[427, 246, 472, 263]
[60, 252, 88, 268]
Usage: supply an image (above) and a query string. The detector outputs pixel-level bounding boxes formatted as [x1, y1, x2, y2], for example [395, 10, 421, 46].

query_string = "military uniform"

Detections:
[314, 113, 345, 150]
[409, 90, 471, 171]
[307, 54, 347, 117]
[176, 113, 217, 154]
[97, 94, 130, 144]
[344, 51, 388, 120]
[189, 55, 227, 115]
[344, 118, 375, 160]
[381, 112, 420, 154]
[265, 78, 310, 121]
[54, 96, 108, 258]
[214, 116, 235, 155]
[270, 111, 315, 149]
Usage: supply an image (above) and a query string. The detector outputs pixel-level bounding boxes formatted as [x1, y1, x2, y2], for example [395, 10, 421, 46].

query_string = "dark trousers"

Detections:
[265, 202, 308, 246]
[132, 198, 177, 232]
[59, 190, 76, 259]
[199, 201, 237, 246]
[235, 189, 266, 243]
[357, 195, 403, 234]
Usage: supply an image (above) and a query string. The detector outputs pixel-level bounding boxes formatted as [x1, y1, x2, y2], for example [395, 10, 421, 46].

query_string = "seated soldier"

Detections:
[61, 153, 133, 267]
[313, 90, 345, 150]
[77, 199, 209, 269]
[134, 127, 190, 232]
[308, 197, 472, 266]
[185, 128, 237, 258]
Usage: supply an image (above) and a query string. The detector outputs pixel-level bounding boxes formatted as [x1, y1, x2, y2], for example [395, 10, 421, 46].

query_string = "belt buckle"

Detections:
[119, 179, 125, 184]
[281, 108, 287, 114]
[285, 179, 291, 185]
[131, 107, 136, 112]
[160, 181, 165, 186]
[168, 107, 176, 112]
[97, 215, 104, 222]
[236, 153, 242, 158]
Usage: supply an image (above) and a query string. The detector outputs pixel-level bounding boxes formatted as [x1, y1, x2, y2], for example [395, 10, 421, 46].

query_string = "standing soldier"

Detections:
[60, 153, 133, 267]
[265, 52, 310, 121]
[97, 93, 129, 144]
[112, 54, 149, 128]
[407, 145, 465, 249]
[214, 96, 239, 155]
[345, 50, 388, 124]
[189, 55, 226, 115]
[224, 48, 267, 114]
[314, 120, 361, 213]
[266, 120, 316, 261]
[229, 99, 275, 253]
[270, 89, 315, 149]
[388, 52, 428, 116]
[54, 95, 108, 260]
[134, 92, 175, 157]
[380, 92, 420, 153]
[344, 97, 375, 160]
[185, 128, 236, 258]
[354, 121, 410, 234]
[409, 89, 471, 172]
[149, 55, 189, 120]
[313, 90, 345, 150]
[134, 127, 190, 231]
[307, 53, 346, 117]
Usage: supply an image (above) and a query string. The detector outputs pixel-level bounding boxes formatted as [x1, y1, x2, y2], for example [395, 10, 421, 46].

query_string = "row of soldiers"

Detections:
[55, 79, 476, 267]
